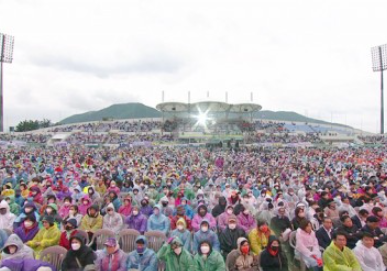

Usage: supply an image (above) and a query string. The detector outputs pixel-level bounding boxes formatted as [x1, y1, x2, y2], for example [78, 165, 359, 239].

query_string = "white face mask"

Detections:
[177, 225, 184, 231]
[46, 208, 53, 214]
[201, 245, 210, 254]
[173, 247, 182, 255]
[24, 221, 33, 228]
[133, 211, 139, 216]
[201, 226, 208, 232]
[229, 223, 237, 230]
[71, 243, 81, 251]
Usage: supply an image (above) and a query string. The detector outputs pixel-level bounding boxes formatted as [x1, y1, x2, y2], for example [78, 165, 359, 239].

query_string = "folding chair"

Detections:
[88, 229, 115, 250]
[144, 230, 167, 252]
[40, 245, 67, 271]
[118, 229, 140, 253]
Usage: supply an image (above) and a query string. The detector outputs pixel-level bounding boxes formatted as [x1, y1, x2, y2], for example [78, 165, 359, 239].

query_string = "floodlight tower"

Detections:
[371, 44, 387, 134]
[0, 33, 15, 132]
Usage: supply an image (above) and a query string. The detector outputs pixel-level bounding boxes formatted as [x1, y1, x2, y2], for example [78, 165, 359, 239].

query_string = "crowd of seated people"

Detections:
[0, 146, 386, 270]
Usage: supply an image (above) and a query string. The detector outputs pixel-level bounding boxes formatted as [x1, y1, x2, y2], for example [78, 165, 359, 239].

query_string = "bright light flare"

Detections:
[196, 112, 208, 125]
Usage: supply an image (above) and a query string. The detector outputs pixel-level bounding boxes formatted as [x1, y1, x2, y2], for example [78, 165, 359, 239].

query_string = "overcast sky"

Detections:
[0, 0, 386, 133]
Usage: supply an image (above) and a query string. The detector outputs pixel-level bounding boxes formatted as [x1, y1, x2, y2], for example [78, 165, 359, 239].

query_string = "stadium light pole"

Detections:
[371, 44, 387, 134]
[0, 33, 15, 132]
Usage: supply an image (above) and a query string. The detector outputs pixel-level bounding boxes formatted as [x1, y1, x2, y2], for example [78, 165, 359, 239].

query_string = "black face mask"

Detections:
[65, 225, 73, 231]
[162, 202, 168, 207]
[271, 246, 279, 251]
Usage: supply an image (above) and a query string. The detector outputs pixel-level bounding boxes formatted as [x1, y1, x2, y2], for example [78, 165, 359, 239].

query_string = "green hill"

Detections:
[254, 111, 350, 128]
[59, 103, 350, 128]
[59, 103, 162, 124]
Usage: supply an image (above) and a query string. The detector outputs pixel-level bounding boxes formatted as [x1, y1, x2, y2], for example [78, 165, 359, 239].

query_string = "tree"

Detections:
[40, 119, 51, 128]
[15, 119, 52, 132]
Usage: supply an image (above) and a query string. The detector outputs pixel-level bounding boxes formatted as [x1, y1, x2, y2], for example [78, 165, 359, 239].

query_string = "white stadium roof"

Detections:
[156, 101, 262, 113]
[230, 103, 263, 112]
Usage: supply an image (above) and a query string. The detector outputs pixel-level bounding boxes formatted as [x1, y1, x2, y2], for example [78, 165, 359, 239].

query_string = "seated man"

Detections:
[95, 237, 127, 271]
[219, 215, 246, 257]
[315, 217, 332, 249]
[126, 235, 158, 271]
[337, 215, 360, 249]
[157, 237, 196, 271]
[361, 215, 387, 248]
[323, 231, 362, 271]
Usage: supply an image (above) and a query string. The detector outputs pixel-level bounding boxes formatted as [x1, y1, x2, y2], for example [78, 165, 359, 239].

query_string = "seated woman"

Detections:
[13, 202, 40, 229]
[62, 204, 83, 228]
[194, 240, 225, 271]
[234, 238, 256, 271]
[248, 220, 275, 256]
[38, 203, 62, 228]
[13, 214, 40, 243]
[61, 234, 96, 271]
[295, 219, 323, 271]
[260, 235, 288, 271]
[26, 216, 61, 259]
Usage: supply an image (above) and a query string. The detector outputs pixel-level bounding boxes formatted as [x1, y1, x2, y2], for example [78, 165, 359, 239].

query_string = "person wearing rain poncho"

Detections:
[13, 214, 39, 243]
[126, 235, 158, 271]
[28, 186, 43, 205]
[78, 195, 92, 215]
[102, 203, 123, 233]
[352, 232, 385, 271]
[71, 185, 84, 204]
[323, 231, 362, 271]
[26, 216, 61, 259]
[125, 206, 147, 234]
[4, 196, 21, 216]
[157, 236, 196, 271]
[193, 220, 220, 254]
[217, 205, 235, 232]
[13, 202, 40, 229]
[192, 205, 217, 232]
[170, 218, 191, 251]
[39, 203, 62, 228]
[94, 237, 127, 271]
[193, 240, 225, 271]
[0, 200, 16, 231]
[147, 205, 170, 236]
[0, 258, 55, 271]
[234, 238, 257, 271]
[0, 234, 34, 262]
[248, 220, 275, 256]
